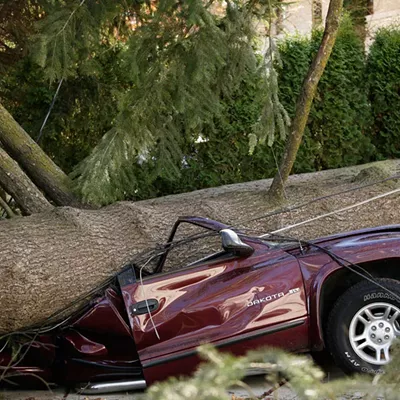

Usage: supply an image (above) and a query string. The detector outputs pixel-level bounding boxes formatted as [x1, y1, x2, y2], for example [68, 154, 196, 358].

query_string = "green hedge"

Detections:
[367, 28, 400, 159]
[162, 17, 378, 199]
[0, 47, 129, 174]
[148, 70, 280, 198]
[277, 17, 374, 173]
[2, 22, 400, 201]
[152, 19, 377, 197]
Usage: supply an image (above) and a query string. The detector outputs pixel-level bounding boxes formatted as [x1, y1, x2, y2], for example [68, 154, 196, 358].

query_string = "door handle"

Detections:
[131, 299, 159, 316]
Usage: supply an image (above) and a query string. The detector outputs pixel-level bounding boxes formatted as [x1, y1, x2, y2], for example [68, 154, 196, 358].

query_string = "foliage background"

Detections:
[277, 16, 374, 173]
[1, 18, 400, 203]
[367, 27, 400, 160]
[0, 48, 127, 173]
[139, 344, 400, 400]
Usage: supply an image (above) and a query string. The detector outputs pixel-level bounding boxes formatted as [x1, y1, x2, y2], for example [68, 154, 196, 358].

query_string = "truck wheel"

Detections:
[326, 278, 400, 374]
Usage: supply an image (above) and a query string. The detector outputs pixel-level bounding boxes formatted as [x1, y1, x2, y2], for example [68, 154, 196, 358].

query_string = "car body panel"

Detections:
[293, 226, 400, 350]
[142, 317, 309, 384]
[120, 241, 308, 364]
[1, 217, 400, 390]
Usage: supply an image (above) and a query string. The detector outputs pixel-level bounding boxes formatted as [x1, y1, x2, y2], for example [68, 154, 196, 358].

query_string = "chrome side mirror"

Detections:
[220, 229, 254, 257]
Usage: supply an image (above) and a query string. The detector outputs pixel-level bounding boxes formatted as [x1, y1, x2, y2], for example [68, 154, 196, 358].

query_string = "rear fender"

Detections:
[307, 241, 400, 351]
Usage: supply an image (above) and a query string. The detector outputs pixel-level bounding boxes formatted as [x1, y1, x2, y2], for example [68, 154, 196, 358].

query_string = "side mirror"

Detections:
[220, 229, 254, 257]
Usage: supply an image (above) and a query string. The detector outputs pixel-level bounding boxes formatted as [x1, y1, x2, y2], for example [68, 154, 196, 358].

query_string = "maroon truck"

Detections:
[1, 216, 400, 394]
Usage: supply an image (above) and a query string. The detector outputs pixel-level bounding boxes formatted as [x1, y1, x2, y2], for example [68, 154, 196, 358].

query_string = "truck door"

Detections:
[119, 236, 308, 367]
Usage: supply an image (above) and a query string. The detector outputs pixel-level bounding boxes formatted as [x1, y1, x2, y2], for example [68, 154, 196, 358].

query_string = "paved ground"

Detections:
[0, 360, 346, 400]
[0, 376, 292, 400]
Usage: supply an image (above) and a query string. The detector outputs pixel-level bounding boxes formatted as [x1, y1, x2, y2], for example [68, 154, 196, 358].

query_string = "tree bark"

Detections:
[0, 147, 53, 215]
[0, 102, 82, 207]
[0, 199, 226, 333]
[0, 186, 15, 218]
[0, 195, 15, 218]
[0, 159, 399, 334]
[268, 0, 344, 202]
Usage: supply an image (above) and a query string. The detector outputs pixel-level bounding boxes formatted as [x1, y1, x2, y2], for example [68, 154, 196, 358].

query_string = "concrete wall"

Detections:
[278, 0, 330, 37]
[366, 0, 400, 45]
[277, 0, 400, 43]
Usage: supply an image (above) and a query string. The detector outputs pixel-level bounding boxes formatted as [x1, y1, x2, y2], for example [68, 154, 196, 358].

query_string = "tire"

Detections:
[326, 278, 400, 375]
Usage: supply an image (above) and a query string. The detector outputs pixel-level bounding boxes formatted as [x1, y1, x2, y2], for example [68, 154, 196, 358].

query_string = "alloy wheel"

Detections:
[349, 302, 400, 365]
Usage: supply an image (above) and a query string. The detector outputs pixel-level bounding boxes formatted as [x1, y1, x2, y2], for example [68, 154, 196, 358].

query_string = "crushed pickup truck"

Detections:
[1, 216, 399, 394]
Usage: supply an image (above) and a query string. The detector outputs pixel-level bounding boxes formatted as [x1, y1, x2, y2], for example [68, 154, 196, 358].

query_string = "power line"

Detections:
[260, 187, 400, 237]
[36, 78, 64, 143]
[240, 173, 400, 225]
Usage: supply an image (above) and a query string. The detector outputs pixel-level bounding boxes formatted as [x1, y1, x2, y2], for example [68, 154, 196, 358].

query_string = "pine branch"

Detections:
[139, 344, 400, 400]
[33, 0, 285, 205]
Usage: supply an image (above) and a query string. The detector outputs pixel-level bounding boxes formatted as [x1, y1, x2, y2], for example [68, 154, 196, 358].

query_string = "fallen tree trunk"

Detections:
[0, 102, 82, 207]
[0, 147, 53, 214]
[0, 159, 399, 333]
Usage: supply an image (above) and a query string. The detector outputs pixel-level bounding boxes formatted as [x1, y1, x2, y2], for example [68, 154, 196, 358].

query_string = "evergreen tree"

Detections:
[0, 0, 42, 71]
[368, 28, 400, 159]
[32, 0, 286, 205]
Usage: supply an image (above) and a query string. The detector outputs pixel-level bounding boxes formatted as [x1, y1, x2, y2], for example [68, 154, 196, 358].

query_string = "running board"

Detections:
[78, 379, 147, 394]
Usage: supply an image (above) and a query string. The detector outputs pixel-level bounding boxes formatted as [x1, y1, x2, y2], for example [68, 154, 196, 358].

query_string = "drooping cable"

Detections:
[263, 233, 400, 303]
[308, 242, 400, 303]
[270, 147, 304, 252]
[260, 187, 400, 237]
[2, 182, 399, 338]
[36, 78, 64, 143]
[239, 173, 400, 225]
[0, 230, 220, 337]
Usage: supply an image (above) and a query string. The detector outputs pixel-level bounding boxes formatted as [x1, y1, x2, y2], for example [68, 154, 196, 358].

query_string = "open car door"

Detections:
[118, 217, 308, 382]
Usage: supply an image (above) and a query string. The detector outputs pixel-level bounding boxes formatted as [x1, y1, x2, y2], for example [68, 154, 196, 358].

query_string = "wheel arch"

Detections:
[310, 257, 400, 351]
